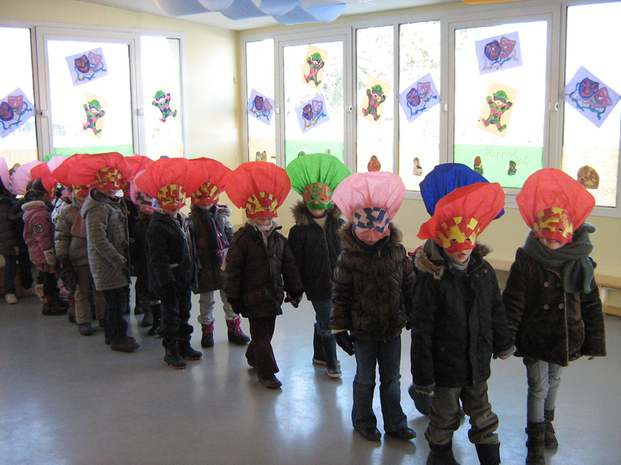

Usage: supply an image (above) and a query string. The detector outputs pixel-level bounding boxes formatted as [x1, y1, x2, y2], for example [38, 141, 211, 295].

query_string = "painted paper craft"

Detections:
[66, 47, 108, 86]
[0, 88, 34, 138]
[360, 76, 391, 125]
[302, 45, 328, 89]
[477, 82, 518, 137]
[296, 94, 330, 133]
[564, 66, 620, 128]
[476, 32, 521, 74]
[152, 90, 178, 123]
[82, 92, 107, 139]
[247, 89, 275, 125]
[399, 73, 440, 122]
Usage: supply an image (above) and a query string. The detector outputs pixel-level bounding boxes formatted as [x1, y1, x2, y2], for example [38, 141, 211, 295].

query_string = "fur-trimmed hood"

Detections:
[291, 200, 343, 226]
[340, 221, 403, 253]
[414, 239, 492, 280]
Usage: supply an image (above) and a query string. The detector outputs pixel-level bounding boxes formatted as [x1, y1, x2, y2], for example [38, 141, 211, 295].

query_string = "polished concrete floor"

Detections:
[0, 290, 620, 465]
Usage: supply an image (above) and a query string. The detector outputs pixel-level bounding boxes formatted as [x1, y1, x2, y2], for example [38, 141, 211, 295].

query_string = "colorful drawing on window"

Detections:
[477, 82, 518, 137]
[577, 165, 600, 189]
[360, 76, 391, 125]
[247, 89, 275, 125]
[564, 66, 620, 128]
[152, 90, 178, 123]
[255, 151, 267, 162]
[413, 157, 423, 176]
[0, 88, 34, 138]
[367, 155, 381, 172]
[508, 160, 517, 176]
[66, 47, 108, 86]
[473, 156, 484, 175]
[82, 92, 107, 139]
[302, 45, 328, 90]
[476, 32, 521, 75]
[398, 73, 440, 122]
[296, 94, 330, 133]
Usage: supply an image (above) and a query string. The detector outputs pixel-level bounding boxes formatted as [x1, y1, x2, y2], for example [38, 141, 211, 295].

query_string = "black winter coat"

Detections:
[410, 240, 514, 389]
[330, 223, 415, 342]
[502, 248, 606, 366]
[225, 221, 303, 318]
[0, 194, 26, 256]
[288, 201, 345, 301]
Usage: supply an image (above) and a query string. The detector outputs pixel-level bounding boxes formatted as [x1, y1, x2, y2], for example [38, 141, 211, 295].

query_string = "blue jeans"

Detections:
[524, 356, 563, 423]
[3, 252, 34, 294]
[352, 336, 407, 433]
[312, 299, 333, 339]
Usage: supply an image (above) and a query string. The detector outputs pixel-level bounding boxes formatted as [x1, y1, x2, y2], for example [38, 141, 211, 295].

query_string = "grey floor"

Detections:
[1, 290, 620, 465]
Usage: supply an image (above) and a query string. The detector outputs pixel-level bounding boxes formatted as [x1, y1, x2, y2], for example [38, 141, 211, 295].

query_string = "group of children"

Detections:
[0, 152, 607, 465]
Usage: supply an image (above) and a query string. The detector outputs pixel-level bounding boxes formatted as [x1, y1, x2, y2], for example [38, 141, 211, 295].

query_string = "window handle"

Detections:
[348, 105, 353, 113]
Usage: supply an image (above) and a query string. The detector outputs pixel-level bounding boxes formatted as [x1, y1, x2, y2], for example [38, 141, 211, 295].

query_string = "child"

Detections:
[286, 153, 350, 378]
[330, 171, 416, 442]
[224, 161, 303, 389]
[411, 180, 514, 465]
[502, 168, 606, 465]
[77, 152, 139, 353]
[136, 157, 203, 369]
[188, 157, 249, 348]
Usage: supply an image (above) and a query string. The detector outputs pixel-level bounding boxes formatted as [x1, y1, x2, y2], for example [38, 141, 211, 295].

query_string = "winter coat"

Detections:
[288, 201, 345, 301]
[54, 201, 89, 267]
[146, 210, 199, 294]
[0, 194, 26, 256]
[410, 240, 514, 389]
[130, 212, 152, 293]
[330, 223, 415, 342]
[22, 200, 56, 272]
[225, 221, 303, 319]
[502, 248, 606, 367]
[81, 189, 130, 291]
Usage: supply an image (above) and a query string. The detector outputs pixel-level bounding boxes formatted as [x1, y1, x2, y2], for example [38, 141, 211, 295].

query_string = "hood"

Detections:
[217, 203, 232, 217]
[414, 239, 492, 280]
[22, 200, 48, 212]
[340, 221, 403, 252]
[291, 200, 342, 226]
[81, 188, 118, 218]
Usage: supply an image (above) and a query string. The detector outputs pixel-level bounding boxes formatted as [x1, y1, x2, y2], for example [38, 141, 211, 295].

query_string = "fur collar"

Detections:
[414, 240, 492, 280]
[291, 200, 342, 226]
[21, 200, 48, 211]
[340, 222, 403, 252]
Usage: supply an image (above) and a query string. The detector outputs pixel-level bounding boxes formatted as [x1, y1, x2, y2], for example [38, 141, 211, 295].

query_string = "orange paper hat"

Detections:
[188, 158, 232, 205]
[226, 162, 291, 218]
[418, 182, 505, 253]
[516, 168, 595, 244]
[70, 152, 133, 191]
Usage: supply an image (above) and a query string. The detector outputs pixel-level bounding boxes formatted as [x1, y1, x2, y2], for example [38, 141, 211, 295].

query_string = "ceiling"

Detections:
[77, 0, 457, 31]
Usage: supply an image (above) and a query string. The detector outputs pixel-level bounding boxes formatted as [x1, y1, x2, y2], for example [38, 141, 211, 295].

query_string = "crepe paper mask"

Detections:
[0, 157, 9, 191]
[286, 153, 351, 210]
[418, 182, 505, 253]
[31, 159, 65, 196]
[333, 171, 406, 224]
[129, 170, 159, 212]
[516, 168, 595, 244]
[188, 158, 232, 205]
[10, 160, 44, 195]
[352, 207, 392, 242]
[125, 155, 154, 177]
[69, 152, 133, 191]
[226, 161, 291, 218]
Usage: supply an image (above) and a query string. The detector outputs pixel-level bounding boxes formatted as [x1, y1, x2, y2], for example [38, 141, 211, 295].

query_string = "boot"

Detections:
[147, 303, 162, 336]
[178, 336, 203, 360]
[227, 316, 250, 345]
[68, 299, 76, 324]
[141, 309, 154, 327]
[322, 335, 342, 378]
[475, 443, 501, 465]
[42, 296, 69, 315]
[312, 328, 326, 365]
[427, 441, 461, 465]
[201, 322, 214, 348]
[543, 410, 558, 449]
[163, 340, 187, 369]
[525, 422, 546, 465]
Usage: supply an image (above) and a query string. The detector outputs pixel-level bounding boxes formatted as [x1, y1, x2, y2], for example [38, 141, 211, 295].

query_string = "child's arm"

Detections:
[330, 252, 353, 331]
[146, 225, 176, 290]
[223, 229, 246, 312]
[30, 213, 57, 266]
[410, 273, 439, 390]
[281, 239, 303, 304]
[85, 207, 126, 267]
[488, 266, 515, 358]
[502, 258, 529, 340]
[579, 277, 606, 358]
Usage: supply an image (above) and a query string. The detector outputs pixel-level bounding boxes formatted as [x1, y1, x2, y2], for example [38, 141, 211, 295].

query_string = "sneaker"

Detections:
[386, 427, 417, 441]
[110, 338, 140, 352]
[357, 427, 382, 442]
[259, 375, 282, 389]
[22, 287, 38, 297]
[78, 323, 94, 336]
[5, 294, 18, 304]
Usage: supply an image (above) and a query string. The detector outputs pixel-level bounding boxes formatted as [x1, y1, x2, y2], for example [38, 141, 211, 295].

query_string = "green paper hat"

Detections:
[286, 153, 351, 210]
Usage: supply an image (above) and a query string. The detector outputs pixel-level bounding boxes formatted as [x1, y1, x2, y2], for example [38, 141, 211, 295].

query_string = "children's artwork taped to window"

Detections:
[66, 47, 108, 86]
[0, 88, 34, 138]
[82, 92, 107, 139]
[247, 89, 275, 125]
[296, 94, 330, 133]
[302, 45, 328, 90]
[476, 32, 521, 75]
[477, 82, 518, 137]
[152, 90, 178, 123]
[564, 66, 620, 128]
[360, 76, 391, 125]
[398, 73, 440, 123]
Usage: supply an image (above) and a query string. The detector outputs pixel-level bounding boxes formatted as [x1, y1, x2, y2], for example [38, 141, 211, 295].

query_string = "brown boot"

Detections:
[226, 316, 250, 345]
[526, 422, 546, 464]
[543, 410, 558, 449]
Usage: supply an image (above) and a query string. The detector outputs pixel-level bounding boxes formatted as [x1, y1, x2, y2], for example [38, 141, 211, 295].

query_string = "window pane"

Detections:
[0, 27, 38, 167]
[454, 21, 547, 188]
[564, 2, 620, 208]
[357, 26, 394, 174]
[399, 21, 441, 191]
[141, 36, 183, 159]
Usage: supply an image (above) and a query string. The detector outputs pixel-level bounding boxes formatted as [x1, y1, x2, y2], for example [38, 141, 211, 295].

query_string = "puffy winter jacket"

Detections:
[54, 200, 89, 267]
[0, 194, 25, 256]
[22, 200, 55, 271]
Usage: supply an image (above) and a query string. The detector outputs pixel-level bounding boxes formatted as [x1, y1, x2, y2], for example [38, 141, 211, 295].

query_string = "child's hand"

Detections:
[285, 293, 301, 308]
[334, 331, 355, 356]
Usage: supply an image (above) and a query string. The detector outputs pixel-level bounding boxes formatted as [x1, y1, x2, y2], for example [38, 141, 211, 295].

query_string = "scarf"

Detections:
[521, 223, 596, 294]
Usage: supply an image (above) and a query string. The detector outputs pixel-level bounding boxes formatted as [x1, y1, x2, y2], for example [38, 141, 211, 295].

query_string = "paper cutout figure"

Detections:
[508, 160, 517, 176]
[152, 90, 178, 123]
[399, 74, 440, 122]
[66, 47, 108, 86]
[296, 94, 329, 133]
[473, 156, 484, 175]
[476, 32, 522, 74]
[367, 155, 381, 172]
[577, 165, 600, 189]
[82, 92, 107, 138]
[360, 76, 391, 125]
[564, 66, 620, 128]
[0, 88, 34, 138]
[247, 89, 274, 125]
[302, 45, 328, 89]
[413, 157, 423, 176]
[255, 151, 267, 162]
[477, 82, 518, 137]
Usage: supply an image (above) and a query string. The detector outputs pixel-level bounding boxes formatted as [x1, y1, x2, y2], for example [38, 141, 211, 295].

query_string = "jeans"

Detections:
[246, 316, 278, 378]
[312, 300, 333, 339]
[198, 289, 235, 325]
[160, 286, 193, 343]
[524, 356, 563, 423]
[2, 251, 34, 294]
[102, 286, 130, 345]
[352, 336, 407, 433]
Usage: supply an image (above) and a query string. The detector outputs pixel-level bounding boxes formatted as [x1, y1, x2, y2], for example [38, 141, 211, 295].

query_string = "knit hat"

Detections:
[70, 152, 133, 191]
[286, 153, 351, 210]
[516, 168, 595, 244]
[226, 162, 291, 218]
[188, 157, 231, 205]
[418, 182, 505, 253]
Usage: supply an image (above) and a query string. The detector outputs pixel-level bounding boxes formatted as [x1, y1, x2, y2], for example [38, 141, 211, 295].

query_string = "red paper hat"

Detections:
[226, 162, 291, 218]
[418, 182, 505, 253]
[516, 168, 595, 244]
[51, 153, 91, 195]
[70, 152, 133, 191]
[125, 154, 154, 176]
[31, 162, 60, 195]
[188, 158, 232, 205]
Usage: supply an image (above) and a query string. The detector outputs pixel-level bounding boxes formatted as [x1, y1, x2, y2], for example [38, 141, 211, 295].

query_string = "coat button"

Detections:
[557, 283, 562, 288]
[543, 304, 550, 309]
[558, 303, 564, 309]
[544, 282, 550, 287]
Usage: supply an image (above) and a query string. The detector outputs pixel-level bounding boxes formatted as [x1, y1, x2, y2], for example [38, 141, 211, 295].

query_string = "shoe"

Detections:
[22, 287, 38, 297]
[386, 427, 417, 441]
[326, 365, 343, 378]
[35, 284, 45, 301]
[68, 312, 76, 324]
[5, 294, 18, 304]
[357, 427, 381, 442]
[110, 338, 140, 352]
[178, 337, 202, 361]
[78, 323, 94, 336]
[164, 349, 187, 369]
[141, 312, 154, 327]
[134, 306, 143, 315]
[106, 335, 136, 345]
[259, 375, 282, 389]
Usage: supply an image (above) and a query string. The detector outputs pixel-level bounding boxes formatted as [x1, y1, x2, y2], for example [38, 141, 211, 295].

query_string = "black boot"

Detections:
[526, 422, 546, 464]
[475, 443, 501, 465]
[163, 340, 187, 369]
[427, 441, 461, 465]
[226, 316, 250, 345]
[147, 303, 162, 336]
[322, 335, 342, 378]
[543, 410, 558, 449]
[312, 326, 326, 365]
[178, 336, 203, 360]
